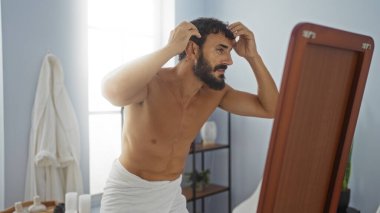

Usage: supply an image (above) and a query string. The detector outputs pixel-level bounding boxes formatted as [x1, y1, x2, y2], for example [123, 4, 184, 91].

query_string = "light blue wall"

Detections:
[175, 0, 208, 23]
[1, 0, 89, 207]
[198, 0, 380, 212]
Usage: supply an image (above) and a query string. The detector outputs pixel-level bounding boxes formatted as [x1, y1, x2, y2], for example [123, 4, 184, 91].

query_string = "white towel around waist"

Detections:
[100, 159, 187, 213]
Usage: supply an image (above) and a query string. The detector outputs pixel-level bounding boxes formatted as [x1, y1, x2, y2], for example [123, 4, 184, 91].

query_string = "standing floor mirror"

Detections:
[258, 23, 374, 212]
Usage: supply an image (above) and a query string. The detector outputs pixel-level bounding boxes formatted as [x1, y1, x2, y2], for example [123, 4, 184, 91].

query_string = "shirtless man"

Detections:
[100, 17, 278, 213]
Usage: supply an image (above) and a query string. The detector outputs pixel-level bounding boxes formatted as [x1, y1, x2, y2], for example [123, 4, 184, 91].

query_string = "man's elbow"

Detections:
[265, 109, 277, 118]
[101, 81, 125, 107]
[259, 107, 276, 119]
[264, 98, 279, 118]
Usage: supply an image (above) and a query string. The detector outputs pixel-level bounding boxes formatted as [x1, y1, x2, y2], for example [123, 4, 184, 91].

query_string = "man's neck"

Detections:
[174, 61, 204, 101]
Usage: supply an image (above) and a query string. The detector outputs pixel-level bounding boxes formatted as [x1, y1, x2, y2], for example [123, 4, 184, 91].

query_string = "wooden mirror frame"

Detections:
[258, 23, 374, 212]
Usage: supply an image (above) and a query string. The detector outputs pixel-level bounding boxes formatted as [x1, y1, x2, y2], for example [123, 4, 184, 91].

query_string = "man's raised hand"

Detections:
[228, 22, 259, 58]
[167, 22, 201, 55]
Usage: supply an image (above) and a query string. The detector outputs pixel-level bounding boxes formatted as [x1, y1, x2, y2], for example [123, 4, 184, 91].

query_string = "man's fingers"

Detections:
[229, 25, 247, 33]
[228, 22, 253, 38]
[179, 22, 201, 38]
[230, 26, 245, 36]
[190, 29, 202, 38]
[227, 22, 243, 30]
[187, 23, 201, 38]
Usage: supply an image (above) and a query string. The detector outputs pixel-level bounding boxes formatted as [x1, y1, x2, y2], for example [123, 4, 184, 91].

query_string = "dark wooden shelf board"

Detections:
[182, 184, 229, 201]
[190, 143, 229, 154]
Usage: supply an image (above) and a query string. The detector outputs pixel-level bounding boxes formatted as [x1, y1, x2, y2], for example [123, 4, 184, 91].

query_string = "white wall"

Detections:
[202, 0, 380, 212]
[1, 0, 88, 208]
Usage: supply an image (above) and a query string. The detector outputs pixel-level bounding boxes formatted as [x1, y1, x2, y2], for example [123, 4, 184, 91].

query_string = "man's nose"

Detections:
[223, 54, 233, 65]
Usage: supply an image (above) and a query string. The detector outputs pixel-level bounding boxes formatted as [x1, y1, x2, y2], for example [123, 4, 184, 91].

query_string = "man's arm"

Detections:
[102, 22, 201, 106]
[219, 22, 279, 118]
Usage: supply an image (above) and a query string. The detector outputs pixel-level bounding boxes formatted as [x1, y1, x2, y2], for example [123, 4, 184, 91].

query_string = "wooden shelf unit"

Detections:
[183, 112, 231, 213]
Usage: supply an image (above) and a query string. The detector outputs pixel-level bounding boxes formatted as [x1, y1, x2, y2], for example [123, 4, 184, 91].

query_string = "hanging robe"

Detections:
[25, 53, 83, 202]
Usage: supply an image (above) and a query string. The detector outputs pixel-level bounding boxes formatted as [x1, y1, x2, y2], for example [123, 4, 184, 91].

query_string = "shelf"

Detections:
[2, 200, 57, 213]
[186, 113, 231, 212]
[189, 143, 229, 154]
[182, 184, 229, 201]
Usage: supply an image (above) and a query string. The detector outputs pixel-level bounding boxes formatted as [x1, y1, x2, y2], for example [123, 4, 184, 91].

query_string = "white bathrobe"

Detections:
[25, 53, 83, 202]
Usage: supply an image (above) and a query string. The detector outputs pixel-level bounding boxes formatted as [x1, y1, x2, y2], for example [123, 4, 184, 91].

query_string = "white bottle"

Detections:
[28, 195, 47, 213]
[65, 192, 78, 213]
[13, 202, 25, 213]
[78, 194, 91, 213]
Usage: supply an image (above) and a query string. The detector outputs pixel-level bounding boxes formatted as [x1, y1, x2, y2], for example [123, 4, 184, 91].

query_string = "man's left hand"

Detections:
[227, 22, 259, 58]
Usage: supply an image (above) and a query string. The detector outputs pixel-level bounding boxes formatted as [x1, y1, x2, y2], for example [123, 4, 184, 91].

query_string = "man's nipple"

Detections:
[150, 139, 157, 144]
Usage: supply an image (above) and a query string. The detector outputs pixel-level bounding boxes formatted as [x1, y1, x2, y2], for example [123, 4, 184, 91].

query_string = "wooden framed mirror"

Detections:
[258, 23, 374, 212]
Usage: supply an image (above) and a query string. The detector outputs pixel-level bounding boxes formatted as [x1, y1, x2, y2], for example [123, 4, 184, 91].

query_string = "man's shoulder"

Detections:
[145, 67, 176, 94]
[150, 67, 173, 83]
[157, 67, 175, 76]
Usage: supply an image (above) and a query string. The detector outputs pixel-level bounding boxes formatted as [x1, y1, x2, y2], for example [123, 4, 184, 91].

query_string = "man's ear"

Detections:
[185, 41, 200, 61]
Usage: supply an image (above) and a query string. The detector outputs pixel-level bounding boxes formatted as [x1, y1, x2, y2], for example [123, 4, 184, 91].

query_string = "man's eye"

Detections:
[216, 48, 224, 54]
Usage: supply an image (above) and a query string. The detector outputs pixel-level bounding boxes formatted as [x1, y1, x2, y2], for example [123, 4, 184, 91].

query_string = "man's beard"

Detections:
[193, 53, 227, 90]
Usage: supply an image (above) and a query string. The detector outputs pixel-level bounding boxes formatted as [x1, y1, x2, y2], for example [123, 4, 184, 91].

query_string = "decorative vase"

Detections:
[200, 121, 217, 145]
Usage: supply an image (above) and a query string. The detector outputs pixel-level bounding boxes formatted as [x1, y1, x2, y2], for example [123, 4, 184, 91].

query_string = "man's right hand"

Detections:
[167, 22, 201, 55]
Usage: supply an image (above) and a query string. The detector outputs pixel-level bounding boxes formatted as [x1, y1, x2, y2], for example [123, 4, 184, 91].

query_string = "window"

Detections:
[88, 0, 174, 194]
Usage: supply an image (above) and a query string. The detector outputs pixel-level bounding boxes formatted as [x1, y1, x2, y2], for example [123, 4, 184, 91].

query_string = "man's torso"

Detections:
[119, 68, 227, 181]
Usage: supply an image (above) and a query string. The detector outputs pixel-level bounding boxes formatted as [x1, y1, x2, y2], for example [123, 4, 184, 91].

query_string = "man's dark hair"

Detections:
[178, 17, 235, 60]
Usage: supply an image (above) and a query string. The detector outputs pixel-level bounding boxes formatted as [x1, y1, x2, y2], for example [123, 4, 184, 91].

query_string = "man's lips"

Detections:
[214, 65, 228, 74]
[214, 64, 228, 70]
[214, 69, 226, 73]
